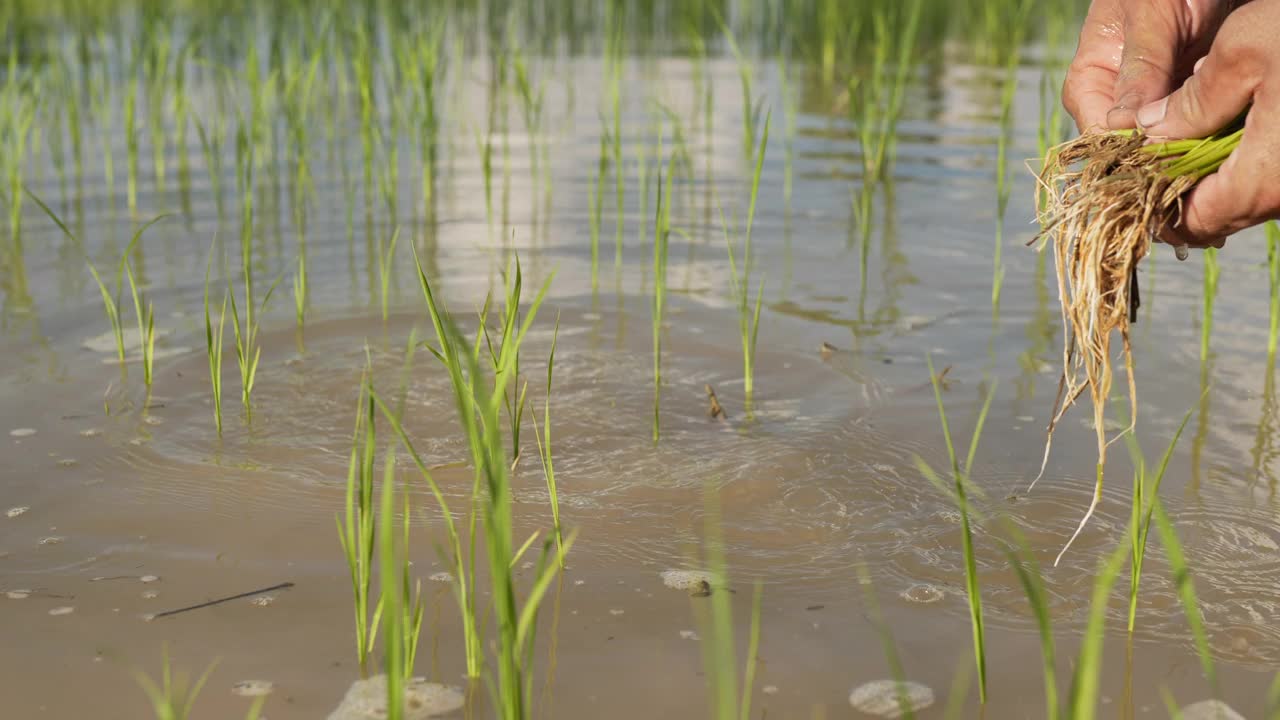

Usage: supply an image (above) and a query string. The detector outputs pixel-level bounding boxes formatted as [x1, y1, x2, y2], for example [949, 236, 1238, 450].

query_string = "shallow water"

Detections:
[3, 5, 1280, 717]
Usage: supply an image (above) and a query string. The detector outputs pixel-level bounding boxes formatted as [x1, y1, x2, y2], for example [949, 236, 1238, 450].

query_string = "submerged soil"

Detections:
[3, 47, 1280, 719]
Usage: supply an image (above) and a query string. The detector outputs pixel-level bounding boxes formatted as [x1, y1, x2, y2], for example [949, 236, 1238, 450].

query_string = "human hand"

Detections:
[1136, 0, 1279, 248]
[1061, 0, 1235, 132]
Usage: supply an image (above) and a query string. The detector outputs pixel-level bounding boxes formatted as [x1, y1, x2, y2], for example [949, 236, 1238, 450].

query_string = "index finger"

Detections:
[1061, 0, 1125, 133]
[1062, 66, 1118, 133]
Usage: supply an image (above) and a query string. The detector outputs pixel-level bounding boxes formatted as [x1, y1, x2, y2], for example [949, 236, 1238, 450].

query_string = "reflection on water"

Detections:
[2, 0, 1280, 716]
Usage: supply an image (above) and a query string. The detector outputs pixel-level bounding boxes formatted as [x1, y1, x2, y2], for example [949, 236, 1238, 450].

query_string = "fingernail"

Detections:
[1193, 56, 1207, 74]
[1137, 97, 1168, 129]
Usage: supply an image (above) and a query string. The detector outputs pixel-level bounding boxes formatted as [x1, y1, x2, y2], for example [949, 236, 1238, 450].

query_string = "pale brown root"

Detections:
[1031, 131, 1193, 561]
[1030, 378, 1085, 493]
[1054, 466, 1103, 567]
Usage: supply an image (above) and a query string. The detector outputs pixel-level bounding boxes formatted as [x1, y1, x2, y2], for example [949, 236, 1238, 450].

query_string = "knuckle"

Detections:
[1213, 11, 1268, 80]
[1117, 55, 1174, 88]
[1060, 75, 1080, 113]
[1251, 186, 1280, 223]
[1197, 185, 1267, 237]
[1060, 71, 1093, 122]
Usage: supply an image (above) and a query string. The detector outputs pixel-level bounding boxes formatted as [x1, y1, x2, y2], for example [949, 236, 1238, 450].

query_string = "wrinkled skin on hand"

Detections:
[1061, 0, 1235, 132]
[1135, 0, 1280, 248]
[1060, 0, 1280, 250]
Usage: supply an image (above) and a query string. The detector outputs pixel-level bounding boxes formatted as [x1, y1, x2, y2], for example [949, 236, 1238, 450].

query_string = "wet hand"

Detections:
[1137, 0, 1280, 248]
[1061, 0, 1234, 133]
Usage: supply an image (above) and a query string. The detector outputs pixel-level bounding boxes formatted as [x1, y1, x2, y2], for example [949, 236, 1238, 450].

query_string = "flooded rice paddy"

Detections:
[2, 1, 1280, 717]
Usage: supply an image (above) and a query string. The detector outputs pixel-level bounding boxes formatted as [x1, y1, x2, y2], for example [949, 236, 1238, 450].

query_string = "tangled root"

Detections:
[1029, 132, 1193, 565]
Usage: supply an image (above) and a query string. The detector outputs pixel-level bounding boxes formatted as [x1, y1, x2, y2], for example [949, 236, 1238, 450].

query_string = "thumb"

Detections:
[1105, 4, 1182, 129]
[1136, 44, 1257, 139]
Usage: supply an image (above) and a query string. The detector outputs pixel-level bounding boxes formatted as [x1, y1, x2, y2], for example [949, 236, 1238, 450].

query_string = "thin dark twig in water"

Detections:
[900, 365, 954, 396]
[935, 365, 952, 389]
[691, 580, 736, 597]
[705, 384, 727, 421]
[152, 582, 294, 619]
[1128, 265, 1140, 324]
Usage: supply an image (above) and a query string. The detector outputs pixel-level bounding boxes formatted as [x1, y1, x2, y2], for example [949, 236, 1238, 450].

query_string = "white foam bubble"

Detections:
[899, 584, 944, 604]
[429, 572, 454, 583]
[6, 507, 29, 518]
[48, 606, 75, 616]
[849, 680, 934, 719]
[9, 428, 35, 438]
[140, 575, 160, 583]
[232, 680, 275, 698]
[327, 674, 465, 719]
[660, 569, 713, 590]
[6, 590, 31, 600]
[82, 327, 173, 355]
[1180, 700, 1245, 720]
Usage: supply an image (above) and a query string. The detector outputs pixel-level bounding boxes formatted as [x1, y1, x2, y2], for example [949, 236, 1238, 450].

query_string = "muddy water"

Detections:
[3, 41, 1280, 719]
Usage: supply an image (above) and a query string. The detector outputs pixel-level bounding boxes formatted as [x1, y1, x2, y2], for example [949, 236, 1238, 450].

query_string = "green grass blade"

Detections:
[739, 581, 763, 720]
[1067, 532, 1132, 718]
[1002, 524, 1059, 719]
[1151, 498, 1217, 692]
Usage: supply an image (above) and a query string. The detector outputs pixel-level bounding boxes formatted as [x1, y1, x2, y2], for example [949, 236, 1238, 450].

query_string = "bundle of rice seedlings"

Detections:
[1030, 123, 1242, 564]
